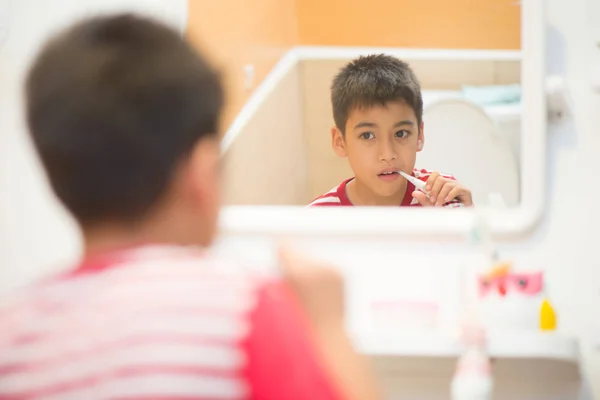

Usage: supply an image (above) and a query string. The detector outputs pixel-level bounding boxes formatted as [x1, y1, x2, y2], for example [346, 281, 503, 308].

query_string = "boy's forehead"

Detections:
[346, 100, 417, 124]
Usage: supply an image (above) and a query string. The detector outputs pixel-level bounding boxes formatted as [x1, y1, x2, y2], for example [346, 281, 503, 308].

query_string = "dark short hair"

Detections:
[26, 13, 223, 228]
[331, 54, 423, 133]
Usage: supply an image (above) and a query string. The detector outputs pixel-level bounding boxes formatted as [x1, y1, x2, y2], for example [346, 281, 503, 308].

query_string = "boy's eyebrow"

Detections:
[394, 120, 415, 127]
[353, 121, 377, 130]
[353, 120, 415, 130]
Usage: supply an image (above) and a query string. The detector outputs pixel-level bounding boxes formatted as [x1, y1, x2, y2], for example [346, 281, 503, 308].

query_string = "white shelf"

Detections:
[355, 331, 462, 357]
[355, 330, 579, 362]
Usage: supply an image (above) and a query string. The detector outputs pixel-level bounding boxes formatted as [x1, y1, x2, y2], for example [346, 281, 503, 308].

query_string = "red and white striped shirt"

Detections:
[308, 168, 463, 207]
[0, 245, 340, 400]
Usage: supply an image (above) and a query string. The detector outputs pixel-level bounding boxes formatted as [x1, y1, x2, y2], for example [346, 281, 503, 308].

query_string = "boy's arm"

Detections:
[244, 276, 381, 400]
[245, 251, 381, 400]
[243, 280, 341, 400]
[280, 250, 381, 400]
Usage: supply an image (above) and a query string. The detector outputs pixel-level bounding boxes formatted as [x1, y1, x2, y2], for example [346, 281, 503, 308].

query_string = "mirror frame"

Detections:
[219, 0, 545, 240]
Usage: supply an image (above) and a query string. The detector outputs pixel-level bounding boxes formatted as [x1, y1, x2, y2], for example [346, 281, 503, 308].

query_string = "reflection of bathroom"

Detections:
[222, 54, 522, 207]
[218, 3, 522, 208]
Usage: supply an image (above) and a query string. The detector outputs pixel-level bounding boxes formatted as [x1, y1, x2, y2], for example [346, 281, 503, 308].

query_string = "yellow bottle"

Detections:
[540, 299, 557, 331]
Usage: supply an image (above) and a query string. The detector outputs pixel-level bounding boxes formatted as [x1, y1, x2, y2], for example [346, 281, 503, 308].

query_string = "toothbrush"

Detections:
[398, 171, 430, 196]
[399, 170, 466, 207]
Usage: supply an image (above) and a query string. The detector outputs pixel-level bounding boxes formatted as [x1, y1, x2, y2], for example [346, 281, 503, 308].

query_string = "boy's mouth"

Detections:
[378, 170, 400, 181]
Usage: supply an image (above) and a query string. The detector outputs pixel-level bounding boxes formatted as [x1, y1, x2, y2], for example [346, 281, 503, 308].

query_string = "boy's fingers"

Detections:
[425, 172, 440, 191]
[278, 245, 302, 275]
[412, 191, 433, 206]
[278, 245, 336, 281]
[429, 175, 446, 204]
[444, 186, 462, 203]
[447, 186, 473, 206]
[437, 183, 455, 206]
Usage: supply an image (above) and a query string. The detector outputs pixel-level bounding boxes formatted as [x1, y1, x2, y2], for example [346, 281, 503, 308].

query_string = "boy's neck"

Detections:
[346, 178, 407, 206]
[83, 226, 161, 257]
[82, 211, 211, 258]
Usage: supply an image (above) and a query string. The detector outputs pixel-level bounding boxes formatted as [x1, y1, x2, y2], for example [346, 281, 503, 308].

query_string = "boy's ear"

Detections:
[187, 137, 221, 213]
[331, 126, 347, 157]
[417, 122, 425, 152]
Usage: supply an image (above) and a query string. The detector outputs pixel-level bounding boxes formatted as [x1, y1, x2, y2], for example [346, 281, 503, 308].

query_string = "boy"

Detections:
[309, 54, 473, 208]
[0, 15, 379, 400]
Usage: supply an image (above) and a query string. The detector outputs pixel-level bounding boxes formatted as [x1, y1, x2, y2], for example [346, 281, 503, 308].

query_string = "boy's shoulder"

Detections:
[0, 246, 264, 396]
[307, 178, 353, 207]
[0, 245, 343, 399]
[0, 245, 267, 331]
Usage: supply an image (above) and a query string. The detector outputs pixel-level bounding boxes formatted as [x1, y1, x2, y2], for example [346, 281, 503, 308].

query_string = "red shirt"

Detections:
[0, 245, 340, 400]
[309, 168, 462, 207]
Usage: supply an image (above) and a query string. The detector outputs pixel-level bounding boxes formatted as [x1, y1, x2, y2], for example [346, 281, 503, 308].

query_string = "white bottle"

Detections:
[450, 323, 493, 400]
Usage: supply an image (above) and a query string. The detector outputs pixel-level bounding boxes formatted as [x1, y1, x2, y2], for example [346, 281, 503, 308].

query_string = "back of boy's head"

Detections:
[331, 54, 423, 134]
[26, 14, 223, 229]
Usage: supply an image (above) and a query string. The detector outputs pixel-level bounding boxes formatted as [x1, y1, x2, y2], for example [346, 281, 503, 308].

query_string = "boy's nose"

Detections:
[379, 142, 397, 161]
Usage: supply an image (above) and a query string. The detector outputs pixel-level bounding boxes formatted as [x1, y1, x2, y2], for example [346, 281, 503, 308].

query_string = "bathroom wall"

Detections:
[300, 58, 521, 200]
[186, 0, 298, 131]
[222, 64, 310, 205]
[529, 0, 600, 393]
[295, 0, 521, 49]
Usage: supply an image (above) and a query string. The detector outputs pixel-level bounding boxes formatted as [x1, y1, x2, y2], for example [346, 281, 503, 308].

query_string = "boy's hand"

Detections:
[412, 172, 473, 207]
[278, 246, 345, 328]
[278, 246, 381, 400]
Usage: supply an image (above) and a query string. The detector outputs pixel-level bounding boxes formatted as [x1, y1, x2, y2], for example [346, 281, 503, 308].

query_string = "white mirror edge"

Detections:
[219, 0, 545, 240]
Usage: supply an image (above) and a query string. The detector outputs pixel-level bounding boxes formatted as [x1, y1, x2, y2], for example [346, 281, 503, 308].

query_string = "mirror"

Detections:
[216, 0, 545, 236]
[299, 53, 521, 209]
[219, 2, 524, 210]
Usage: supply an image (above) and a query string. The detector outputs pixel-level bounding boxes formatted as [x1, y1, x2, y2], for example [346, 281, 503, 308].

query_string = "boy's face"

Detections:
[332, 100, 424, 198]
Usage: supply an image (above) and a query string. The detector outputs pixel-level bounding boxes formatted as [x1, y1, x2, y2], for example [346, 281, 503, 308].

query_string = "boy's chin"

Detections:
[372, 185, 405, 199]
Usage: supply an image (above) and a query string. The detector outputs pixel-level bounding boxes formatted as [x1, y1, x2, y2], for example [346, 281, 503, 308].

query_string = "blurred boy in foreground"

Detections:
[0, 14, 379, 400]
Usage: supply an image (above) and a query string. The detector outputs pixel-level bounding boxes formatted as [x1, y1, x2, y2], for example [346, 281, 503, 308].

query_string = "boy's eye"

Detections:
[360, 132, 375, 140]
[395, 130, 410, 138]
